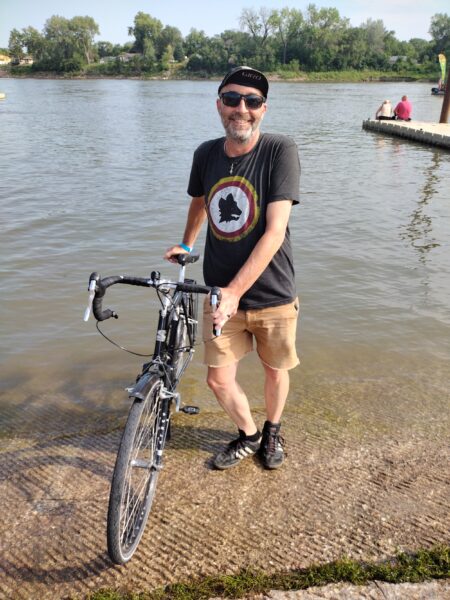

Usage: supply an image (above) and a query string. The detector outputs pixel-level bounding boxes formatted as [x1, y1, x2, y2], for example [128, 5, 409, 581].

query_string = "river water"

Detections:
[1, 78, 449, 438]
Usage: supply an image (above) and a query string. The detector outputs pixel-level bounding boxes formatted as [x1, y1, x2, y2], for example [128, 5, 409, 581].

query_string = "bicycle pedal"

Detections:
[180, 405, 200, 415]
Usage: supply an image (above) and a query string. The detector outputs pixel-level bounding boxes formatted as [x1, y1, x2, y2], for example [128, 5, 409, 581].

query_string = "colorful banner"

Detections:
[438, 53, 446, 82]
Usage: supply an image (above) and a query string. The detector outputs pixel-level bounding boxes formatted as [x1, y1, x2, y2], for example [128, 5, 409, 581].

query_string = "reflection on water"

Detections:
[400, 150, 441, 261]
[0, 79, 449, 438]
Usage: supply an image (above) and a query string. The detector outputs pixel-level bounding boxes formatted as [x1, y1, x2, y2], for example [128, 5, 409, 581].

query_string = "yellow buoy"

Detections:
[0, 92, 5, 99]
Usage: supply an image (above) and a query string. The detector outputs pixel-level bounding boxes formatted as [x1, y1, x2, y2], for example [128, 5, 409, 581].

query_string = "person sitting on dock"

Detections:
[394, 95, 412, 121]
[375, 99, 394, 120]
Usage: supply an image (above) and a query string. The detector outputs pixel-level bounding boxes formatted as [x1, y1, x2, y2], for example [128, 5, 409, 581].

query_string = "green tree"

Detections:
[161, 44, 174, 70]
[239, 7, 279, 70]
[296, 4, 349, 71]
[8, 26, 44, 63]
[142, 38, 157, 70]
[184, 28, 209, 56]
[69, 16, 99, 64]
[240, 7, 275, 49]
[186, 33, 227, 73]
[31, 15, 99, 71]
[8, 29, 25, 60]
[157, 25, 184, 61]
[361, 18, 386, 53]
[96, 41, 115, 58]
[429, 13, 450, 56]
[334, 26, 369, 69]
[409, 38, 432, 62]
[22, 26, 45, 56]
[358, 18, 391, 68]
[220, 29, 255, 67]
[270, 7, 303, 65]
[40, 15, 72, 70]
[128, 12, 163, 54]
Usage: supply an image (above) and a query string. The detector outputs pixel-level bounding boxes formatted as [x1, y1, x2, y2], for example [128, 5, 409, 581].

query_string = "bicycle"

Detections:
[84, 254, 220, 564]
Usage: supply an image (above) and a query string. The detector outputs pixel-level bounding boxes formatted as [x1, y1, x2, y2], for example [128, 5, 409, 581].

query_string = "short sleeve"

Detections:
[268, 138, 300, 205]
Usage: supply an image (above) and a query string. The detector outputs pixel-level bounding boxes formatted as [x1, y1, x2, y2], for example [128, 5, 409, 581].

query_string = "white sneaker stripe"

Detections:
[235, 446, 254, 459]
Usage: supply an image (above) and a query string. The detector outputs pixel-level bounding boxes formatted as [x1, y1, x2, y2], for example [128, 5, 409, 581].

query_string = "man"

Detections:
[375, 99, 393, 120]
[164, 66, 300, 470]
[394, 95, 412, 121]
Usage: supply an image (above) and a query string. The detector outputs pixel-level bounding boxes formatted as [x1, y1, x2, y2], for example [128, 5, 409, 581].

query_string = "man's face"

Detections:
[217, 83, 267, 143]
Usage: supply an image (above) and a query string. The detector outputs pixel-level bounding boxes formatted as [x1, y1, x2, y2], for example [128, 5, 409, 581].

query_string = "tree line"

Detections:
[5, 6, 450, 76]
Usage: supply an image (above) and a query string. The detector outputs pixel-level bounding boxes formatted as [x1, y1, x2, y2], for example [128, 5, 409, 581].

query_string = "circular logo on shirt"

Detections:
[208, 176, 259, 241]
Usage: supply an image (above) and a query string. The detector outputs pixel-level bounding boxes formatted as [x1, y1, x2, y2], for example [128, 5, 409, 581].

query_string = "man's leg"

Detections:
[259, 364, 290, 470]
[207, 363, 258, 435]
[263, 364, 289, 423]
[207, 363, 261, 469]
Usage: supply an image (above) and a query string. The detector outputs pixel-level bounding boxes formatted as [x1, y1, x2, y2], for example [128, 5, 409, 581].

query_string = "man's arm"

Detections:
[213, 199, 293, 325]
[164, 196, 207, 262]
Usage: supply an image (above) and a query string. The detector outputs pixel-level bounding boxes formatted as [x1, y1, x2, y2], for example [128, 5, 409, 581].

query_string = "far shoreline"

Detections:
[0, 68, 436, 85]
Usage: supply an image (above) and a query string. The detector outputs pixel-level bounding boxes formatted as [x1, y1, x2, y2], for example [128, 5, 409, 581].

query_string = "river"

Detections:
[1, 78, 449, 438]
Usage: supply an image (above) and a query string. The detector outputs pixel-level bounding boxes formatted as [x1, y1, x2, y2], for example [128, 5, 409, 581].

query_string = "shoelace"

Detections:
[266, 430, 285, 454]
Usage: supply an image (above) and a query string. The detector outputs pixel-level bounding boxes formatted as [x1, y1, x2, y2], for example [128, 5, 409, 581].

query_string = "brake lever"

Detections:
[83, 279, 97, 322]
[210, 286, 222, 337]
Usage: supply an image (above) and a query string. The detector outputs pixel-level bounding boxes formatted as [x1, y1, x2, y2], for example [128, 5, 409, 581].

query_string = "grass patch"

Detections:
[84, 545, 449, 600]
[5, 65, 436, 83]
[273, 69, 436, 82]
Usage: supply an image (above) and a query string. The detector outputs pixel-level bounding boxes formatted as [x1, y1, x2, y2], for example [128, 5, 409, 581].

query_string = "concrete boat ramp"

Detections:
[363, 119, 450, 149]
[1, 400, 449, 599]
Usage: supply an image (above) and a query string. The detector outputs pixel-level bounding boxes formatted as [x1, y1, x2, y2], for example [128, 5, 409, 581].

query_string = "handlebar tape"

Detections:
[89, 274, 213, 322]
[176, 282, 211, 294]
[90, 274, 151, 321]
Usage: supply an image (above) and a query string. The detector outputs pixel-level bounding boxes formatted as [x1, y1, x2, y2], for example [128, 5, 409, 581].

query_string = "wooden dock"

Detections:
[362, 119, 450, 149]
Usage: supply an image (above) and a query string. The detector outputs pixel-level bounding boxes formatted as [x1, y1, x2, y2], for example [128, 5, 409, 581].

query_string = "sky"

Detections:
[0, 0, 449, 49]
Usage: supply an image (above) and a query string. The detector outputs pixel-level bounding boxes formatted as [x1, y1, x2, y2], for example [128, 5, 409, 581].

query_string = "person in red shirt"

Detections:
[394, 95, 412, 121]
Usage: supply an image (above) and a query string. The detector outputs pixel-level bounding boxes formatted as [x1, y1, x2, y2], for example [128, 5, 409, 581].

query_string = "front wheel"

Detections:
[107, 375, 168, 564]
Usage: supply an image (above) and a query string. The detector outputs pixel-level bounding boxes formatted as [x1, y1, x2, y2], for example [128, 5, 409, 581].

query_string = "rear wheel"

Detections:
[107, 375, 168, 564]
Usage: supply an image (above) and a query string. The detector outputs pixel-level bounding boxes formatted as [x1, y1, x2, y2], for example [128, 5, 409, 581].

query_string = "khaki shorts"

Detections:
[203, 298, 300, 370]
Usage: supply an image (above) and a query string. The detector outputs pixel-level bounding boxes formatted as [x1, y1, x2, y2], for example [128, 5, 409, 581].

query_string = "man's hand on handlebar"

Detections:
[211, 287, 239, 332]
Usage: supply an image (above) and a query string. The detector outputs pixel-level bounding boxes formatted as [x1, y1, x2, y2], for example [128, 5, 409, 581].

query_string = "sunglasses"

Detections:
[220, 91, 266, 110]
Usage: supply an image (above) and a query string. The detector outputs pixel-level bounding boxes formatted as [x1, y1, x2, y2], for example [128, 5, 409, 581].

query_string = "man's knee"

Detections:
[263, 363, 289, 383]
[206, 367, 231, 394]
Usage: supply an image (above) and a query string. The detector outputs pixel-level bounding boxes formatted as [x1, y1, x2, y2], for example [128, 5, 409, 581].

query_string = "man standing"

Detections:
[165, 66, 300, 470]
[394, 95, 412, 120]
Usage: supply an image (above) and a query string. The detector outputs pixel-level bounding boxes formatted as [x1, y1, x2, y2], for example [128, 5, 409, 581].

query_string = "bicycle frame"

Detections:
[84, 254, 219, 408]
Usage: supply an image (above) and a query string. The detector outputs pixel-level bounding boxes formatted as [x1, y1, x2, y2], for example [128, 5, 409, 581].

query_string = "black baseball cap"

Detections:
[218, 66, 269, 98]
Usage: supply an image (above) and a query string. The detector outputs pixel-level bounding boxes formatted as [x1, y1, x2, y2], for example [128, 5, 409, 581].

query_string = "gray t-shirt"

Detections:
[188, 133, 300, 309]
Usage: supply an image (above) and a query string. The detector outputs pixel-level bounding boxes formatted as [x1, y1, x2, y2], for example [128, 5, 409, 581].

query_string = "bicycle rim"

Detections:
[107, 375, 167, 564]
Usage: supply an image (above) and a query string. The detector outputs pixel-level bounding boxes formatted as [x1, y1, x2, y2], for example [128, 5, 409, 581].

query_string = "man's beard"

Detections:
[220, 112, 261, 143]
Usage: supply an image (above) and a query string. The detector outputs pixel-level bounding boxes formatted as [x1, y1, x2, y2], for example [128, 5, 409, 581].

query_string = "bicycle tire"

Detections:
[107, 375, 167, 564]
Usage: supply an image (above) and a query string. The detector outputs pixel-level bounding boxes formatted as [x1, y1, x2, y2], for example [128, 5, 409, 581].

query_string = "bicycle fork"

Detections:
[154, 395, 171, 470]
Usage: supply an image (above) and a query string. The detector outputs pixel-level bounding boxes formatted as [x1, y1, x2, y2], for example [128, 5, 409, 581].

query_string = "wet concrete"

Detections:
[0, 391, 449, 600]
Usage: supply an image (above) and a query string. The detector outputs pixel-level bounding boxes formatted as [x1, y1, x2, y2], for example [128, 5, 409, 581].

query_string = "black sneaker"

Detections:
[213, 430, 261, 470]
[259, 421, 285, 469]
